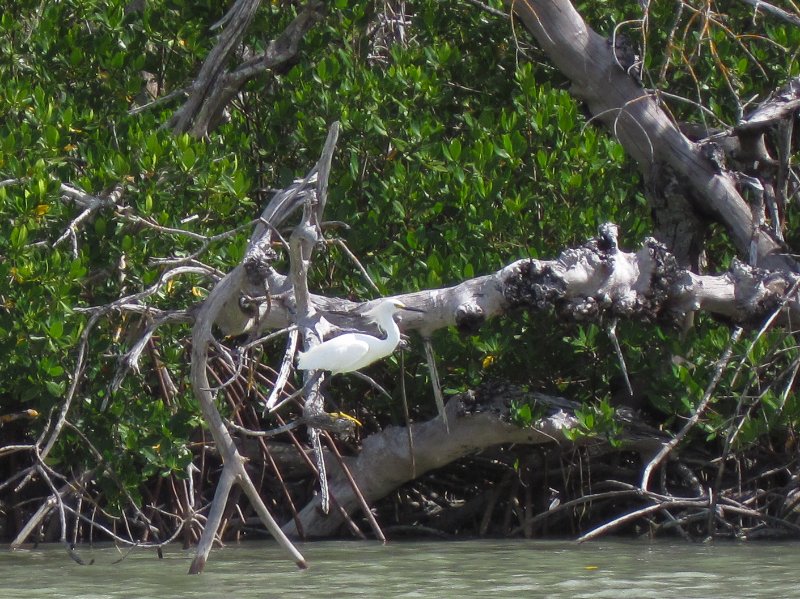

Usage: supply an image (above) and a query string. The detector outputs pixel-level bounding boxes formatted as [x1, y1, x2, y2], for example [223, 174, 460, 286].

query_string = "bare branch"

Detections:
[128, 85, 188, 116]
[422, 338, 448, 431]
[170, 1, 325, 137]
[640, 327, 743, 492]
[460, 0, 509, 19]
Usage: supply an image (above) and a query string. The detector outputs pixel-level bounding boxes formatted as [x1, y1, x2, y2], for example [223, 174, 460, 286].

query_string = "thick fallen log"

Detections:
[282, 382, 665, 537]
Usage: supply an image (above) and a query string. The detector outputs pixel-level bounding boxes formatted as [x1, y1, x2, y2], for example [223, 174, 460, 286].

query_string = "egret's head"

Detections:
[363, 299, 404, 321]
[363, 299, 423, 323]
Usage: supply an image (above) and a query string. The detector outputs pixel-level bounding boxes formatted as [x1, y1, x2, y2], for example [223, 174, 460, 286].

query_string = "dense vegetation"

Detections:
[2, 0, 800, 554]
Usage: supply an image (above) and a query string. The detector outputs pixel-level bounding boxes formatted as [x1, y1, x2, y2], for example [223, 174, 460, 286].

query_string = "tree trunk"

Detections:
[508, 0, 794, 272]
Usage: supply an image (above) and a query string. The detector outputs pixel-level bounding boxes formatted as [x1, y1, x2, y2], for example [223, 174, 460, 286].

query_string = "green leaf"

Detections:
[449, 139, 461, 161]
[517, 403, 532, 425]
[49, 319, 64, 340]
[536, 149, 548, 169]
[180, 147, 196, 170]
[11, 224, 28, 248]
[44, 125, 59, 147]
[45, 380, 65, 397]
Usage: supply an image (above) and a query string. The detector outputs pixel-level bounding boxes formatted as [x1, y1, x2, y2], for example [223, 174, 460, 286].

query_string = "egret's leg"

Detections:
[400, 351, 416, 478]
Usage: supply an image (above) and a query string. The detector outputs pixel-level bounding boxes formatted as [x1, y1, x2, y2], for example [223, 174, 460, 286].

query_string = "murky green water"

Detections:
[1, 538, 796, 598]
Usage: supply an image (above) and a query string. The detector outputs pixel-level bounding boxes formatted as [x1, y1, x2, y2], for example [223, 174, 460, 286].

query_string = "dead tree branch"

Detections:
[738, 0, 800, 27]
[508, 0, 797, 272]
[169, 0, 325, 137]
[185, 122, 341, 573]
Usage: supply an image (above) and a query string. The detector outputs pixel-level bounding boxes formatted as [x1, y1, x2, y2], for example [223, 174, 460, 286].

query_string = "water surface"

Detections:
[2, 538, 795, 598]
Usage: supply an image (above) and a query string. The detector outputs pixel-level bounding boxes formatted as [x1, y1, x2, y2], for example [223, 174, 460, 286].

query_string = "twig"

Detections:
[38, 311, 103, 461]
[607, 318, 632, 397]
[128, 86, 189, 116]
[655, 89, 731, 127]
[578, 499, 707, 541]
[147, 220, 262, 267]
[400, 351, 416, 478]
[330, 238, 382, 295]
[509, 487, 644, 536]
[460, 0, 509, 19]
[264, 328, 299, 410]
[423, 338, 449, 432]
[738, 0, 800, 27]
[641, 327, 743, 491]
[351, 371, 393, 399]
[322, 431, 386, 542]
[225, 417, 303, 437]
[76, 265, 219, 320]
[55, 183, 123, 257]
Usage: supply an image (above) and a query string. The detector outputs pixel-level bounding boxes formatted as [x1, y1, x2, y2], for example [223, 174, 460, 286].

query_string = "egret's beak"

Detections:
[400, 305, 425, 313]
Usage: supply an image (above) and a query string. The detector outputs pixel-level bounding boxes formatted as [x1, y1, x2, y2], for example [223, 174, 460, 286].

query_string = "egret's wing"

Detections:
[297, 335, 372, 374]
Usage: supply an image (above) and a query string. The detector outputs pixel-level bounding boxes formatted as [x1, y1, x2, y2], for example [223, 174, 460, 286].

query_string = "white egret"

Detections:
[296, 299, 423, 375]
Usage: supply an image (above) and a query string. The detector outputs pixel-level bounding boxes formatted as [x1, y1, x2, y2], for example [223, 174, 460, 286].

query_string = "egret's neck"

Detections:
[383, 319, 401, 345]
[376, 315, 401, 351]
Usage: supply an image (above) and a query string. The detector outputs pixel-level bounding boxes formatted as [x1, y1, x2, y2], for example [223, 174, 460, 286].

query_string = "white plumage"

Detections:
[296, 299, 422, 375]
